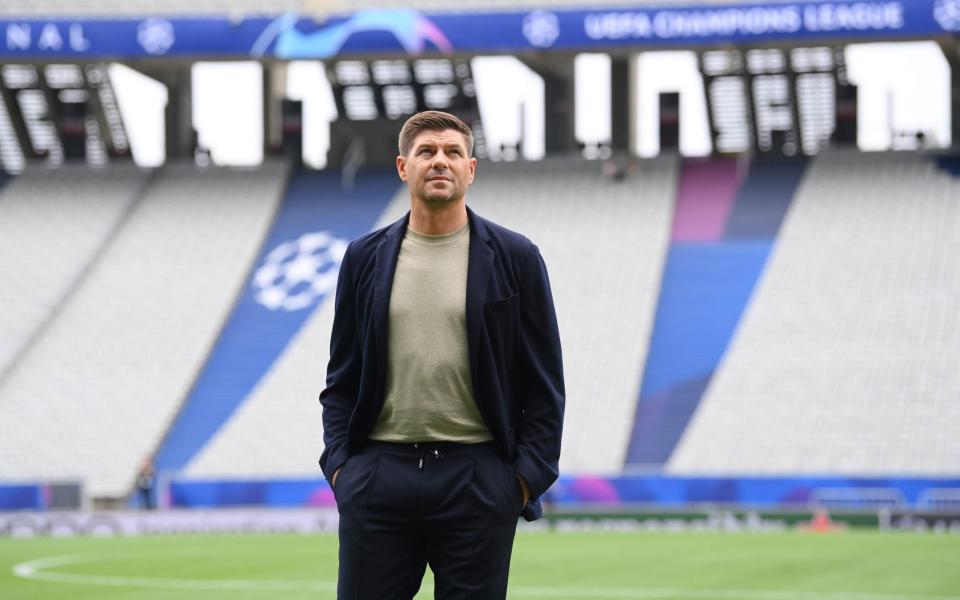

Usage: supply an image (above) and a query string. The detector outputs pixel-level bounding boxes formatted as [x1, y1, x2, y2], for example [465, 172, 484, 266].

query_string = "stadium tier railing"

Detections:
[917, 488, 960, 511]
[810, 487, 906, 510]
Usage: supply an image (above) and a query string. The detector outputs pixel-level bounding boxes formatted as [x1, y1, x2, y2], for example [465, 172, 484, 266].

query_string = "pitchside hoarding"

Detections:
[3, 508, 960, 537]
[1, 0, 958, 60]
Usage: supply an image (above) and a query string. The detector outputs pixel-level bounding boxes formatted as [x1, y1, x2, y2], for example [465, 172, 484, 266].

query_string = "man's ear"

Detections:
[467, 157, 477, 184]
[396, 155, 407, 181]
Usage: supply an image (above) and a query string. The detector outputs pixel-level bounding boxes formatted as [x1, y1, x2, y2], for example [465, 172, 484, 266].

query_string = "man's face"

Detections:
[397, 129, 476, 207]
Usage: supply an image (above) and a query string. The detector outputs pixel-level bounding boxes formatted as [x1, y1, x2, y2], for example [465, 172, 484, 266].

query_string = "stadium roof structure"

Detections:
[0, 0, 957, 171]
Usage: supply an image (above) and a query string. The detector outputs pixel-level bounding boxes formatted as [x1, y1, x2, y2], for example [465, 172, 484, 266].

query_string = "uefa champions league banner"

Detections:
[1, 0, 958, 59]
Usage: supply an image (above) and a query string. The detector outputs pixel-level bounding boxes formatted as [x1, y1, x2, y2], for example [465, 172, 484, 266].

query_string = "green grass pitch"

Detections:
[2, 531, 958, 599]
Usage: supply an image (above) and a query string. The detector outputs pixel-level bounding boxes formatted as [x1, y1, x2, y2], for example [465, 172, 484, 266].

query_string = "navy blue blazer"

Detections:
[319, 206, 565, 521]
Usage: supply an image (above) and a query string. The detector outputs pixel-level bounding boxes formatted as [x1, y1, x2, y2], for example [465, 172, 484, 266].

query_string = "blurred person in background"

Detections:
[135, 457, 156, 510]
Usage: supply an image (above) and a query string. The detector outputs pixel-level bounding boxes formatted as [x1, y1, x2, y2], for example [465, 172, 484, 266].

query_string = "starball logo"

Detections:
[253, 231, 348, 312]
[935, 0, 960, 31]
[523, 10, 560, 48]
[137, 19, 175, 55]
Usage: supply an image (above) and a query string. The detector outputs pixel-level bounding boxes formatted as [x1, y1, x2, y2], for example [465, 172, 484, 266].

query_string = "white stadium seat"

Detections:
[0, 161, 287, 497]
[0, 164, 146, 377]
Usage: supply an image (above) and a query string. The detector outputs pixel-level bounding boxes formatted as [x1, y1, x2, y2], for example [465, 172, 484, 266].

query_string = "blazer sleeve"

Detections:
[318, 244, 361, 483]
[512, 243, 565, 503]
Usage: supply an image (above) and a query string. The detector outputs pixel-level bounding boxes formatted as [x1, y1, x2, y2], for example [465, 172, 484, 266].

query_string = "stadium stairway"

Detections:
[153, 168, 401, 476]
[625, 156, 807, 468]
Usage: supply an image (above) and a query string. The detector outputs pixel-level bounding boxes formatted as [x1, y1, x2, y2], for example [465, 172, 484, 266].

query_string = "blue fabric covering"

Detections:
[626, 159, 807, 467]
[627, 243, 772, 464]
[154, 168, 400, 474]
[636, 242, 773, 399]
[724, 159, 806, 239]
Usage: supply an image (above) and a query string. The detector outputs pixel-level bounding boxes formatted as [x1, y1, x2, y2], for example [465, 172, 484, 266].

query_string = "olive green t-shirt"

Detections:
[368, 222, 493, 443]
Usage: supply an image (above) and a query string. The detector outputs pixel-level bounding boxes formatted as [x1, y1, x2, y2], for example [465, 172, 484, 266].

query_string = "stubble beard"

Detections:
[418, 181, 462, 207]
[422, 192, 458, 206]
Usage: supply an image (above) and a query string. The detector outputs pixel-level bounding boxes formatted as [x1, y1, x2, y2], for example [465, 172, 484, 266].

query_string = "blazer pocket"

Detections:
[483, 295, 519, 364]
[484, 294, 519, 314]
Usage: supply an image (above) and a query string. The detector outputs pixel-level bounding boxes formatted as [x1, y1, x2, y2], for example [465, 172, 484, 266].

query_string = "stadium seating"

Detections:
[3, 149, 955, 501]
[183, 182, 410, 480]
[0, 164, 146, 378]
[0, 161, 288, 498]
[153, 167, 403, 477]
[468, 157, 679, 475]
[184, 156, 679, 480]
[667, 150, 960, 476]
[625, 157, 807, 467]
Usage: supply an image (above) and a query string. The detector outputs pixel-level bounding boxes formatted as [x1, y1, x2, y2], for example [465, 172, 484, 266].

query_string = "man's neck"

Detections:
[408, 201, 468, 236]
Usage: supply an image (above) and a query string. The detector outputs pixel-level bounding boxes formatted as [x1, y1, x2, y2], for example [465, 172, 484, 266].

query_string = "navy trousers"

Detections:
[334, 441, 522, 600]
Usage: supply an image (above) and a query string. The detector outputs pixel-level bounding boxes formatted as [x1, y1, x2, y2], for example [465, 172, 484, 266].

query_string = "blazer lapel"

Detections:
[372, 214, 408, 400]
[466, 208, 494, 392]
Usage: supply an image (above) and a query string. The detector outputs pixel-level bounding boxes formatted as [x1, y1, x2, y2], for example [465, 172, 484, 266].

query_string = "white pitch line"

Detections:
[13, 554, 335, 592]
[11, 553, 960, 600]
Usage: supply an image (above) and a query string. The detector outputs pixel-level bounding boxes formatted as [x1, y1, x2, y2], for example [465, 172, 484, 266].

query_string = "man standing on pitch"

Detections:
[320, 110, 565, 599]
